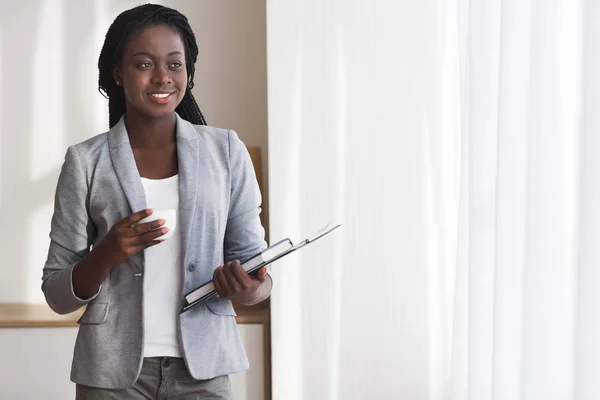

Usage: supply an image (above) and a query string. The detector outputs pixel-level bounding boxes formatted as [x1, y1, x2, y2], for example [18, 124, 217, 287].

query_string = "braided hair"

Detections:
[98, 4, 207, 128]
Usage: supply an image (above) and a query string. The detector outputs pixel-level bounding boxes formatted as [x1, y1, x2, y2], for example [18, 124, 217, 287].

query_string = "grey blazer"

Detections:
[41, 114, 266, 389]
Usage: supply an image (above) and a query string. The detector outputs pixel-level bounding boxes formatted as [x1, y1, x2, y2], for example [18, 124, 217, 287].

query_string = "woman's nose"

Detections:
[152, 68, 171, 85]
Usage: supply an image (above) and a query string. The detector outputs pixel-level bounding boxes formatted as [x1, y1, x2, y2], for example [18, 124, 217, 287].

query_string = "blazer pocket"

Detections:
[77, 302, 110, 325]
[205, 298, 237, 316]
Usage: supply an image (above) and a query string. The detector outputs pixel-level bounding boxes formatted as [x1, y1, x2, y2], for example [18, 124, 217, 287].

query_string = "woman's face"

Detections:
[114, 24, 187, 121]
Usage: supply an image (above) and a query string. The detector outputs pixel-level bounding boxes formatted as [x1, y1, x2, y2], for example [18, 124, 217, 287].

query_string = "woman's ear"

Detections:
[112, 65, 123, 86]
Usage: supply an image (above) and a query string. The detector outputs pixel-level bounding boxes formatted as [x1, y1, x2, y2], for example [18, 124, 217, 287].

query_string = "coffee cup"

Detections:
[137, 209, 177, 240]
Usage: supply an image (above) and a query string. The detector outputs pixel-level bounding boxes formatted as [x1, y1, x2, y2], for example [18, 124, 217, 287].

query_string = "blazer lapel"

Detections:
[107, 114, 199, 267]
[107, 116, 147, 214]
[175, 114, 199, 258]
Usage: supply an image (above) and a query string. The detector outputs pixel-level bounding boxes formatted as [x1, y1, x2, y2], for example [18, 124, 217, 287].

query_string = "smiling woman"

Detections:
[97, 5, 206, 128]
[40, 3, 271, 399]
[113, 26, 188, 126]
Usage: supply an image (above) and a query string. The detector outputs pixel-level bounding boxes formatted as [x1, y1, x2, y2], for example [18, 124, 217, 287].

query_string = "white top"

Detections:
[140, 174, 182, 358]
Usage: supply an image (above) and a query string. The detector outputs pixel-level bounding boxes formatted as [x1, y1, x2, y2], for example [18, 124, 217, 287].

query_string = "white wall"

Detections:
[0, 0, 268, 303]
[267, 1, 441, 399]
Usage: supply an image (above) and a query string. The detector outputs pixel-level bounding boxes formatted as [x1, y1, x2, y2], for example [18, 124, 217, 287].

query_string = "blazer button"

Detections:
[188, 263, 195, 272]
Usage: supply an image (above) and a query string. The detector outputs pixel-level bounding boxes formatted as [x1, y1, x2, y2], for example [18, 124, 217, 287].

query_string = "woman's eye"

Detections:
[170, 62, 183, 69]
[138, 62, 152, 69]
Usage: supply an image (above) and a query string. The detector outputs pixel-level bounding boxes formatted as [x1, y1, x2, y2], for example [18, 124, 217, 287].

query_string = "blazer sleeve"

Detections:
[41, 145, 98, 314]
[223, 130, 267, 264]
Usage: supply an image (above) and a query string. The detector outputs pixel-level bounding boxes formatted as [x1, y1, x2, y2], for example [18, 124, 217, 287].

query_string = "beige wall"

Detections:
[0, 0, 268, 398]
[0, 0, 268, 303]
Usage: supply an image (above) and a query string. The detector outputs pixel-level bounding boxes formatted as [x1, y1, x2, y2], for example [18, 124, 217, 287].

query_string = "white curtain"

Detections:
[267, 0, 600, 399]
[446, 0, 600, 399]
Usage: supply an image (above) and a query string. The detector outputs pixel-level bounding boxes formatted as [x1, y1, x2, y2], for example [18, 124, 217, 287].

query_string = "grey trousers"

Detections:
[75, 357, 233, 400]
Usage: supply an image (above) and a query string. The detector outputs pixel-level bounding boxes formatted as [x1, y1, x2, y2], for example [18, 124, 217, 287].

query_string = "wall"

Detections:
[0, 0, 268, 302]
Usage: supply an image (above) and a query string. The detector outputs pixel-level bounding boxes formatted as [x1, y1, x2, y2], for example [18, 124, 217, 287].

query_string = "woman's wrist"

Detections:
[88, 241, 118, 272]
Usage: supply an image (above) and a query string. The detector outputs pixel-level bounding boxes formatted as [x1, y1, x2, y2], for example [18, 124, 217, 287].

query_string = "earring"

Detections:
[116, 81, 121, 86]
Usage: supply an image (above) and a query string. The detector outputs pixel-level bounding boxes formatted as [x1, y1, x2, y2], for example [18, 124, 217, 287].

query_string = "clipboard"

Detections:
[180, 223, 341, 313]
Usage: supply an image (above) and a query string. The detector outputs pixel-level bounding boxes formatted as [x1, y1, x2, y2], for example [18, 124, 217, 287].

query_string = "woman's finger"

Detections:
[255, 267, 268, 281]
[213, 270, 224, 296]
[137, 226, 168, 244]
[132, 219, 165, 236]
[144, 239, 164, 249]
[215, 266, 231, 296]
[223, 261, 243, 293]
[126, 208, 153, 226]
[229, 262, 253, 289]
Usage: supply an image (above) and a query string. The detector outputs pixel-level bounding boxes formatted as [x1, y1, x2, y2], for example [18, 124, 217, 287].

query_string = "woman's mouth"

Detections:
[147, 91, 175, 104]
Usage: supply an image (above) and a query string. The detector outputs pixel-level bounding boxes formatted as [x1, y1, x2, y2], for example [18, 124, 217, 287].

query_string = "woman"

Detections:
[41, 4, 271, 399]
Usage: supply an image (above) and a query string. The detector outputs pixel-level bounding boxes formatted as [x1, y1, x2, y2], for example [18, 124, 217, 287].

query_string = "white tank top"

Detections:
[140, 174, 182, 358]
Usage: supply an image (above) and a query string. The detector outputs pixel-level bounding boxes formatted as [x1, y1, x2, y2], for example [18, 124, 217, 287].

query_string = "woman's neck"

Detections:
[124, 112, 177, 149]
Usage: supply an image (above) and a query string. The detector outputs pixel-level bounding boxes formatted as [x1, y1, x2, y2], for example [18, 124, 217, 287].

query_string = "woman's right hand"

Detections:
[98, 208, 168, 266]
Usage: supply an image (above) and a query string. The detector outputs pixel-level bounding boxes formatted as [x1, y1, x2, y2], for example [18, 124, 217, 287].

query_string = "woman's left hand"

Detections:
[213, 260, 269, 305]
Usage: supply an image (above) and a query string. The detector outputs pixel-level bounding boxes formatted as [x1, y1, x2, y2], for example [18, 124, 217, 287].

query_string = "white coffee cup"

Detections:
[137, 209, 177, 240]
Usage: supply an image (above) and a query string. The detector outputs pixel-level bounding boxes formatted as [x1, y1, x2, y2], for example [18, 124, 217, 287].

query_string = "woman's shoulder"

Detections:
[64, 132, 110, 166]
[183, 121, 245, 152]
[186, 122, 230, 141]
[73, 132, 109, 150]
